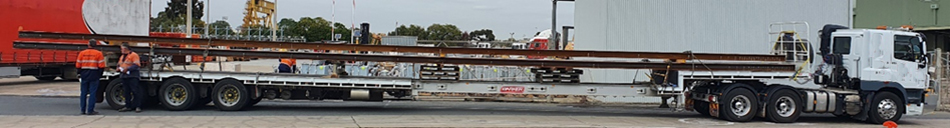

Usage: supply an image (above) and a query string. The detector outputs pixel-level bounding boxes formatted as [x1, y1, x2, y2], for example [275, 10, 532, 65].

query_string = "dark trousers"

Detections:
[79, 70, 101, 113]
[122, 78, 144, 109]
[277, 64, 295, 73]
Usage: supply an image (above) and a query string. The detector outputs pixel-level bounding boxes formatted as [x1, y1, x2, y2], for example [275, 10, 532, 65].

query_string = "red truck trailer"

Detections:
[0, 0, 148, 80]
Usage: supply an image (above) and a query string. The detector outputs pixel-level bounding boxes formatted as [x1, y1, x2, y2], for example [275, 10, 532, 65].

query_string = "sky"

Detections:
[150, 0, 575, 39]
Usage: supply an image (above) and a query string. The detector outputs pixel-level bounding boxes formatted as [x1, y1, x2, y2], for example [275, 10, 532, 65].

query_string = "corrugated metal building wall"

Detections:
[574, 0, 853, 83]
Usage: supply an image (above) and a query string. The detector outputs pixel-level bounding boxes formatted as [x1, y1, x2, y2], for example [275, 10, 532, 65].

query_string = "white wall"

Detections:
[574, 0, 852, 83]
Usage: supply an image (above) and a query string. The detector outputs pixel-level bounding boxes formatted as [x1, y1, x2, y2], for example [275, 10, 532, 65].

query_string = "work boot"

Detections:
[118, 107, 132, 112]
[135, 108, 142, 113]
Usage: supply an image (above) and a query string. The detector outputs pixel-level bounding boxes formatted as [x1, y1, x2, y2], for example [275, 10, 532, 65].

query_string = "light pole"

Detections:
[270, 0, 278, 41]
[551, 0, 574, 50]
[186, 0, 193, 38]
[205, 0, 210, 37]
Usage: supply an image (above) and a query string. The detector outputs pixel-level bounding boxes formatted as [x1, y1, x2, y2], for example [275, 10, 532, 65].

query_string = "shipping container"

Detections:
[572, 0, 853, 83]
[381, 36, 418, 46]
[0, 0, 149, 80]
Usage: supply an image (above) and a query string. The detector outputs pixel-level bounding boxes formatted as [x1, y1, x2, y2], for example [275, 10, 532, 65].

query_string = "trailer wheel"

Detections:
[105, 79, 126, 110]
[720, 88, 758, 122]
[159, 78, 198, 111]
[212, 79, 250, 111]
[766, 89, 801, 123]
[867, 92, 903, 124]
[694, 101, 711, 116]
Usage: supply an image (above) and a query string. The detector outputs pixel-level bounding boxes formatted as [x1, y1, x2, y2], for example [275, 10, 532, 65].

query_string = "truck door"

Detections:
[891, 35, 928, 89]
[833, 35, 861, 78]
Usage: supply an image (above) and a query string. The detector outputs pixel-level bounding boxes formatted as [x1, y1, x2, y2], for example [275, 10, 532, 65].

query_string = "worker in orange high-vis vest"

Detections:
[277, 58, 297, 73]
[76, 39, 106, 115]
[116, 43, 143, 113]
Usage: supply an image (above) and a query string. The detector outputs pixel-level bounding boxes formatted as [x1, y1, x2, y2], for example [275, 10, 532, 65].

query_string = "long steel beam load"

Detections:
[13, 41, 796, 71]
[18, 31, 785, 61]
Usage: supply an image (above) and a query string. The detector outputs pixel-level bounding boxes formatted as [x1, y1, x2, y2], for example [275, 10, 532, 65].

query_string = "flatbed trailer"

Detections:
[13, 23, 939, 124]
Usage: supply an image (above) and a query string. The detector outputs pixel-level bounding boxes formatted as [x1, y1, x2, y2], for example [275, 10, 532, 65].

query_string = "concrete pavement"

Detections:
[0, 77, 80, 97]
[1, 95, 948, 127]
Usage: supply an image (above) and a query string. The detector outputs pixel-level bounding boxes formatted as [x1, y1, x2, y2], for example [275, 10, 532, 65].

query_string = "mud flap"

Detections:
[710, 103, 720, 117]
[685, 98, 695, 111]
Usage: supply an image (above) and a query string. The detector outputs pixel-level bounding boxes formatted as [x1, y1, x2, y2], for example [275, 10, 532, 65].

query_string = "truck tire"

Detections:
[867, 92, 903, 124]
[35, 76, 57, 81]
[159, 78, 198, 111]
[766, 89, 801, 123]
[105, 79, 126, 110]
[249, 98, 263, 106]
[212, 79, 250, 111]
[720, 88, 758, 122]
[694, 100, 711, 116]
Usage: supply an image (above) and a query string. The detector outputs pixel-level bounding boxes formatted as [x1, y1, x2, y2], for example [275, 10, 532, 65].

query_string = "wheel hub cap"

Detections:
[217, 85, 240, 106]
[731, 95, 751, 116]
[113, 85, 126, 104]
[775, 96, 796, 117]
[165, 84, 188, 106]
[878, 99, 897, 119]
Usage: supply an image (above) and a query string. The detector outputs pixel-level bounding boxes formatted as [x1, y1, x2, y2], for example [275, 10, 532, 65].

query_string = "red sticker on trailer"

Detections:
[500, 86, 525, 93]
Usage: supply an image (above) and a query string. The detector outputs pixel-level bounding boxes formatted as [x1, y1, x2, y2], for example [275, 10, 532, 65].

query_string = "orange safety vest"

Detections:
[76, 48, 105, 69]
[119, 52, 141, 69]
[280, 59, 296, 66]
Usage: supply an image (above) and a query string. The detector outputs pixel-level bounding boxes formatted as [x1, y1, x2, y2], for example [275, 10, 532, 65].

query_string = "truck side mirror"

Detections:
[919, 53, 932, 68]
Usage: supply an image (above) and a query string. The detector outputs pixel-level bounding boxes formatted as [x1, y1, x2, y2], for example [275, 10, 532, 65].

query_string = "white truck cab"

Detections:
[828, 29, 929, 90]
[685, 23, 934, 124]
[821, 27, 932, 119]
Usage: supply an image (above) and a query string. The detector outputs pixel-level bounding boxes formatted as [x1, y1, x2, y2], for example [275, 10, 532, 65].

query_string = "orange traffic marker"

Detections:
[883, 121, 897, 128]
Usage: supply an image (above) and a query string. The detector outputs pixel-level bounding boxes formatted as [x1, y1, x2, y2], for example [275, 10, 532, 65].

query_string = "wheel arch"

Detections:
[859, 81, 908, 105]
[720, 81, 766, 95]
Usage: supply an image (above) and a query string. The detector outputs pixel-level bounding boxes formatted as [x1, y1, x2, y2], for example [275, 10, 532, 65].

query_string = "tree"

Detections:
[389, 24, 428, 39]
[150, 0, 205, 33]
[460, 31, 471, 41]
[277, 18, 298, 36]
[283, 17, 335, 42]
[164, 0, 204, 20]
[425, 24, 462, 40]
[333, 23, 352, 41]
[207, 20, 235, 35]
[470, 29, 495, 41]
